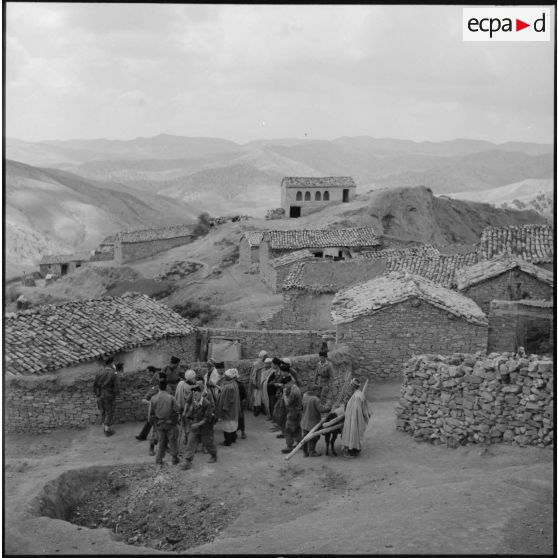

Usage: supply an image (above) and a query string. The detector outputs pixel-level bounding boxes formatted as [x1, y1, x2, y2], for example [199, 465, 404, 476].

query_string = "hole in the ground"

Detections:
[32, 464, 236, 552]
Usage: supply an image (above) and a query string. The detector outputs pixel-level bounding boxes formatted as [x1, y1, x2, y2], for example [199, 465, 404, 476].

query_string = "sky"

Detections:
[5, 3, 556, 145]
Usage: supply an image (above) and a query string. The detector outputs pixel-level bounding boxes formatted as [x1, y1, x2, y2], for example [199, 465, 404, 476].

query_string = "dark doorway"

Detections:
[60, 264, 68, 276]
[289, 206, 301, 218]
[342, 189, 349, 202]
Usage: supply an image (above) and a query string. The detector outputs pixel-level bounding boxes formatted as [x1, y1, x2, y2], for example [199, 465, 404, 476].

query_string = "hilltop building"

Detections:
[38, 253, 90, 277]
[281, 176, 356, 218]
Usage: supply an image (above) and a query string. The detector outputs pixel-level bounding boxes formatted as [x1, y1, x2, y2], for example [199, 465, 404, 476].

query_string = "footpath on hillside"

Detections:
[4, 382, 553, 555]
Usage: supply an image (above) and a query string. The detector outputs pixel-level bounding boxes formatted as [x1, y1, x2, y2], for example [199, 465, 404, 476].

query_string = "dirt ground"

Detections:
[3, 382, 554, 555]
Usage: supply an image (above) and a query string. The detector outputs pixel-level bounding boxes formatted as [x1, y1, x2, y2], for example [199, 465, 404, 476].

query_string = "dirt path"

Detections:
[4, 382, 554, 555]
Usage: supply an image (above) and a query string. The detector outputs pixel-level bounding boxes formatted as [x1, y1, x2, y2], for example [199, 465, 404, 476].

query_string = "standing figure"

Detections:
[272, 364, 292, 439]
[215, 368, 241, 446]
[281, 373, 303, 454]
[182, 385, 217, 470]
[175, 369, 198, 448]
[248, 350, 267, 416]
[93, 356, 120, 437]
[162, 356, 182, 395]
[136, 366, 162, 442]
[234, 370, 248, 439]
[204, 358, 222, 407]
[340, 378, 370, 457]
[314, 351, 334, 407]
[260, 358, 274, 416]
[265, 361, 280, 423]
[301, 384, 323, 457]
[148, 379, 181, 466]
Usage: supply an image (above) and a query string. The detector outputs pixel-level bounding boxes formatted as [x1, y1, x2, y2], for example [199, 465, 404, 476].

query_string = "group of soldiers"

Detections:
[92, 348, 370, 469]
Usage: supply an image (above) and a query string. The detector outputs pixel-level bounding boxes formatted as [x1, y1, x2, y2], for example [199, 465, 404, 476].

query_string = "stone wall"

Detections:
[203, 327, 334, 360]
[281, 291, 335, 330]
[396, 352, 554, 448]
[461, 270, 552, 314]
[335, 299, 488, 380]
[115, 235, 193, 264]
[239, 238, 259, 269]
[488, 300, 554, 355]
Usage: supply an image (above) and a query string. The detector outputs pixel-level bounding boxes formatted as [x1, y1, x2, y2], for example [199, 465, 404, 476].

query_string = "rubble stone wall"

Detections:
[461, 270, 552, 313]
[116, 236, 192, 264]
[239, 239, 259, 268]
[335, 299, 488, 379]
[396, 352, 554, 448]
[281, 291, 335, 330]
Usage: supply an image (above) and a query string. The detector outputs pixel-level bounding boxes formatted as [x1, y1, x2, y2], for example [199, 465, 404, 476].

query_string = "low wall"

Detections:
[203, 327, 335, 360]
[117, 235, 192, 264]
[396, 352, 554, 448]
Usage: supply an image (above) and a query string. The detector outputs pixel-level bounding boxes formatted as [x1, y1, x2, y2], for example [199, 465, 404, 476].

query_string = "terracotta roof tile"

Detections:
[355, 244, 440, 261]
[240, 231, 265, 247]
[263, 227, 380, 250]
[5, 293, 196, 376]
[479, 224, 554, 263]
[331, 271, 487, 326]
[457, 256, 554, 291]
[39, 253, 90, 265]
[281, 176, 356, 188]
[386, 252, 480, 287]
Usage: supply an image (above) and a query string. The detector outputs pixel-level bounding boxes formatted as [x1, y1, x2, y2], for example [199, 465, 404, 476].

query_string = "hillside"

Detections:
[5, 160, 201, 269]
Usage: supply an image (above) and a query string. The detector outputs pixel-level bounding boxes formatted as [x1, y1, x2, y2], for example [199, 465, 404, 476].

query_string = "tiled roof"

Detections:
[262, 227, 380, 250]
[240, 231, 265, 247]
[457, 257, 554, 291]
[355, 244, 441, 261]
[270, 249, 316, 269]
[39, 253, 90, 265]
[4, 293, 196, 376]
[331, 271, 487, 326]
[281, 176, 356, 189]
[386, 252, 480, 288]
[283, 259, 386, 293]
[478, 224, 554, 263]
[115, 224, 193, 243]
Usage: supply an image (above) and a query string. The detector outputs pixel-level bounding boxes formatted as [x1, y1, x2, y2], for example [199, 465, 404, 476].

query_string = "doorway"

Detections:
[289, 206, 301, 218]
[342, 189, 349, 202]
[60, 264, 68, 276]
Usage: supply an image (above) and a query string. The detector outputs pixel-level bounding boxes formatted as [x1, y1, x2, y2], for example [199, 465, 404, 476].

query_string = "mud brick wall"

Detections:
[335, 299, 488, 380]
[488, 300, 554, 354]
[203, 327, 334, 360]
[396, 352, 554, 448]
[461, 270, 553, 314]
[116, 236, 192, 264]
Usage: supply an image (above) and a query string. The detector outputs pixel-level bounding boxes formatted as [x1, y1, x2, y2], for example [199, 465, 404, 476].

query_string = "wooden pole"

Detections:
[284, 416, 326, 461]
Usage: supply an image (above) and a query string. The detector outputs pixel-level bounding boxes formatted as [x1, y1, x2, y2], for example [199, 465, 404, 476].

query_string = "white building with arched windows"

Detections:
[280, 176, 356, 218]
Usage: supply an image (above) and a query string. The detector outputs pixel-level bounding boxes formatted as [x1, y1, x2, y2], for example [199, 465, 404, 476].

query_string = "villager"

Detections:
[175, 369, 198, 447]
[93, 356, 120, 437]
[204, 358, 222, 406]
[233, 369, 248, 439]
[340, 378, 370, 458]
[182, 385, 217, 470]
[260, 358, 274, 416]
[162, 355, 182, 395]
[301, 384, 323, 457]
[136, 366, 162, 442]
[281, 373, 303, 454]
[215, 368, 241, 446]
[314, 351, 334, 407]
[265, 361, 280, 422]
[272, 364, 292, 438]
[248, 350, 268, 416]
[148, 379, 181, 466]
[149, 365, 164, 386]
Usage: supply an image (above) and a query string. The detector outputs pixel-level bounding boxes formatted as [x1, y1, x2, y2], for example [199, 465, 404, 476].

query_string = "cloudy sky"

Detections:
[5, 3, 555, 144]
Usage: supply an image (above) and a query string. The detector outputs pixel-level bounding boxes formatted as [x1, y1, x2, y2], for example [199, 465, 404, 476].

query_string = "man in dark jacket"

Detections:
[148, 379, 181, 466]
[93, 356, 120, 437]
[162, 356, 182, 395]
[136, 365, 162, 442]
[182, 385, 217, 470]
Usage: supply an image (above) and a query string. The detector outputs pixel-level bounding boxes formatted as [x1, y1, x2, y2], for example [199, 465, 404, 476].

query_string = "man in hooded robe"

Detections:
[215, 368, 241, 446]
[248, 350, 268, 416]
[340, 378, 370, 457]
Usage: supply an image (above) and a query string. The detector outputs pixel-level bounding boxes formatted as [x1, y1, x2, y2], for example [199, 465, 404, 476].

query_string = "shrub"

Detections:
[173, 301, 220, 326]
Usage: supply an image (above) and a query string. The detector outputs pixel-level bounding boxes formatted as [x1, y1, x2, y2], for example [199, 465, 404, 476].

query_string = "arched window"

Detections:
[323, 191, 330, 201]
[304, 191, 311, 201]
[315, 191, 322, 201]
[295, 191, 302, 201]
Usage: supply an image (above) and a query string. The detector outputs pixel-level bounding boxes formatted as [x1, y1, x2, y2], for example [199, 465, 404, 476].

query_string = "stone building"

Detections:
[38, 253, 90, 277]
[277, 259, 389, 329]
[239, 231, 264, 269]
[478, 224, 554, 271]
[113, 224, 194, 264]
[281, 176, 356, 218]
[90, 234, 116, 261]
[259, 227, 381, 288]
[4, 292, 198, 377]
[385, 251, 480, 288]
[331, 271, 488, 379]
[457, 257, 554, 313]
[266, 249, 316, 293]
[487, 299, 554, 355]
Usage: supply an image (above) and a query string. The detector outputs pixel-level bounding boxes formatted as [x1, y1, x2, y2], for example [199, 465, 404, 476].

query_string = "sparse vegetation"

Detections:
[192, 212, 212, 238]
[173, 300, 220, 326]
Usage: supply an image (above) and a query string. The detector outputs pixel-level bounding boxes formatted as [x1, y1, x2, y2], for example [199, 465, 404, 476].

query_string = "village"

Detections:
[3, 174, 555, 554]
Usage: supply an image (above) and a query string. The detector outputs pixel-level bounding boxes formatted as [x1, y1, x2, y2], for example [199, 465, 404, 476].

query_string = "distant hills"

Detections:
[4, 134, 553, 274]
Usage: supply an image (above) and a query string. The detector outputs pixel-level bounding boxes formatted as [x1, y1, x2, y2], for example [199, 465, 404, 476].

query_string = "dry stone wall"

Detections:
[396, 352, 554, 448]
[116, 236, 192, 264]
[336, 299, 488, 380]
[281, 291, 335, 330]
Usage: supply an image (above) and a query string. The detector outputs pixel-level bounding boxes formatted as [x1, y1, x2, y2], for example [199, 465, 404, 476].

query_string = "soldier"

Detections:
[93, 356, 120, 437]
[162, 356, 182, 395]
